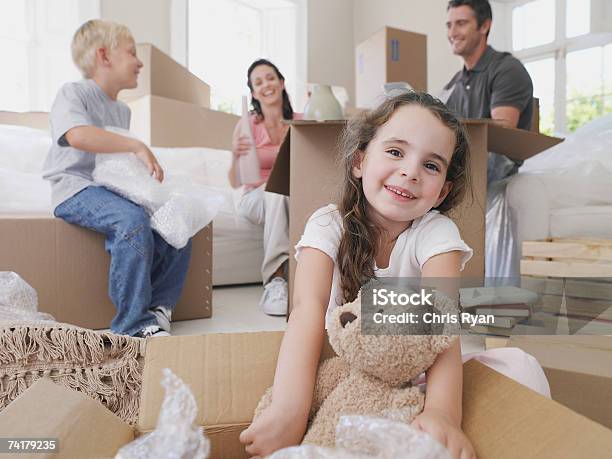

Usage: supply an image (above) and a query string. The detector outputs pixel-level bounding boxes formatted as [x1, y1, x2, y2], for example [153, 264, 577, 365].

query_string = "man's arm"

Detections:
[490, 56, 533, 130]
[491, 106, 520, 129]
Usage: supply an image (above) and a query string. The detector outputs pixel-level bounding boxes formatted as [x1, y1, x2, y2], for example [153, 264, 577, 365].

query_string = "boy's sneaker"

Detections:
[259, 277, 288, 316]
[137, 324, 170, 338]
[151, 306, 172, 332]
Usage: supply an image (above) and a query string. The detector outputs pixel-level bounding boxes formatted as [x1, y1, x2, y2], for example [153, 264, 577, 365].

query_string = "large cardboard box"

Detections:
[3, 332, 612, 458]
[356, 27, 427, 108]
[128, 95, 238, 150]
[507, 335, 612, 430]
[266, 120, 562, 312]
[120, 43, 210, 108]
[0, 217, 212, 329]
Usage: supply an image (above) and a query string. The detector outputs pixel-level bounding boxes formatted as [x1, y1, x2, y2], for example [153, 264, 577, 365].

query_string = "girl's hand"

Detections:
[233, 135, 253, 158]
[411, 408, 476, 459]
[239, 403, 308, 457]
[134, 143, 164, 182]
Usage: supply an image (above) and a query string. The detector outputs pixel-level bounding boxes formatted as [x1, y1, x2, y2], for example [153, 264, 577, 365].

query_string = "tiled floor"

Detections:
[171, 284, 486, 353]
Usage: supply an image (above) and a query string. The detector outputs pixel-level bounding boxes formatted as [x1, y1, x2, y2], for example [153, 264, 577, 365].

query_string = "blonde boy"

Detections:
[43, 20, 192, 337]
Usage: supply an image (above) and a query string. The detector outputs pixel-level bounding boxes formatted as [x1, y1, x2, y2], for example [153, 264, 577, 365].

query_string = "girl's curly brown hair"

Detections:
[336, 91, 472, 303]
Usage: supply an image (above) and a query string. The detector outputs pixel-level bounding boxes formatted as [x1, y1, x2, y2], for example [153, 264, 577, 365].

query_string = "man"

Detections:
[443, 0, 533, 180]
[444, 0, 533, 130]
[443, 0, 535, 279]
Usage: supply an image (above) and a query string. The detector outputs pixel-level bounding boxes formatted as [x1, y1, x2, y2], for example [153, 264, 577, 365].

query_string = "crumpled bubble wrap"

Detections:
[0, 271, 55, 321]
[93, 152, 224, 249]
[115, 368, 210, 459]
[269, 415, 451, 459]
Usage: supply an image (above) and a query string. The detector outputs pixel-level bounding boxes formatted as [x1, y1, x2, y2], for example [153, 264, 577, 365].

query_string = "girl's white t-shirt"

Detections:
[295, 204, 473, 324]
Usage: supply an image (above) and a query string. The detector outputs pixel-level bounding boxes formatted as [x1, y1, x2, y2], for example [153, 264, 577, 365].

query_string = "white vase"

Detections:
[304, 84, 343, 121]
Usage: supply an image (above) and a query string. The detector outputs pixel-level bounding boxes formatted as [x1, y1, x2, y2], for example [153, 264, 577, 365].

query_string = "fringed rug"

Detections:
[0, 321, 145, 425]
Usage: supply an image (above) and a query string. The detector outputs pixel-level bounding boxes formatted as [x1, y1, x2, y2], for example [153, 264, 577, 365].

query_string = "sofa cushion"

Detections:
[0, 124, 51, 174]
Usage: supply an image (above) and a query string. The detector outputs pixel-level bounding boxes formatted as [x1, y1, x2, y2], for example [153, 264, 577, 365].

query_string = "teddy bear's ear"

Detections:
[339, 311, 357, 328]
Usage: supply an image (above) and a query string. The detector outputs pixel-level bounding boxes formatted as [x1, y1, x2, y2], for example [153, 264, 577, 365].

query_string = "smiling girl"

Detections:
[240, 91, 477, 458]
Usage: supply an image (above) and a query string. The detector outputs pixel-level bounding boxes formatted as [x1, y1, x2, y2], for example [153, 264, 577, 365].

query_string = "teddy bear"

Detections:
[253, 292, 456, 449]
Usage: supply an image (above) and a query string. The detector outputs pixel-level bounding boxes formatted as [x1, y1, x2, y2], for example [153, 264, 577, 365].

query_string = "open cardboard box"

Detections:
[505, 335, 612, 430]
[3, 331, 612, 459]
[0, 218, 212, 329]
[266, 120, 563, 312]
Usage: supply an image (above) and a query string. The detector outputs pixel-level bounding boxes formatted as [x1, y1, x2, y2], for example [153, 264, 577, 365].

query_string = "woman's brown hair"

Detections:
[336, 91, 472, 303]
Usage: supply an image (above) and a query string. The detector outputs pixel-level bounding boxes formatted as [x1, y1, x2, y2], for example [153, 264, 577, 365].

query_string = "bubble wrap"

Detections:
[93, 153, 224, 249]
[115, 368, 210, 459]
[269, 415, 451, 459]
[0, 271, 55, 321]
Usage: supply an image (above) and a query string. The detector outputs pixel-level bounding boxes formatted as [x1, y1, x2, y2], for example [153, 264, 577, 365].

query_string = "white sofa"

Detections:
[0, 120, 264, 286]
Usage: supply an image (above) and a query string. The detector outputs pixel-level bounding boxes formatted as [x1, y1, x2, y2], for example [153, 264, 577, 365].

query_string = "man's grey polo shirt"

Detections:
[443, 45, 534, 131]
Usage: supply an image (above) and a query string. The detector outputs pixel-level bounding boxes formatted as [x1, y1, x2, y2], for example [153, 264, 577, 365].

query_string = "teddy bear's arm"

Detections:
[385, 386, 426, 424]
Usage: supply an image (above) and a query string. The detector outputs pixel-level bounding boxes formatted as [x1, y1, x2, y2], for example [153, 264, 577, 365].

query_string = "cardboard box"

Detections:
[507, 335, 612, 430]
[266, 120, 562, 311]
[0, 111, 49, 130]
[128, 95, 238, 150]
[4, 333, 612, 458]
[139, 332, 285, 459]
[0, 216, 212, 329]
[461, 359, 612, 458]
[0, 378, 134, 459]
[356, 27, 427, 108]
[120, 43, 211, 108]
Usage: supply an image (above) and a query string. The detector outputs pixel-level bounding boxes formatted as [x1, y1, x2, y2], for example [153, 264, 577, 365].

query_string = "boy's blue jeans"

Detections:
[54, 186, 192, 336]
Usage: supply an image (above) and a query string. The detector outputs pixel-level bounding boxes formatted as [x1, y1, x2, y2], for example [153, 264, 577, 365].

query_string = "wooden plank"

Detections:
[521, 276, 612, 301]
[522, 241, 612, 262]
[552, 238, 612, 247]
[520, 260, 612, 278]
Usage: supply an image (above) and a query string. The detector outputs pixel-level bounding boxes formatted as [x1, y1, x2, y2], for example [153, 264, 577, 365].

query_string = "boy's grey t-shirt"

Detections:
[42, 78, 131, 209]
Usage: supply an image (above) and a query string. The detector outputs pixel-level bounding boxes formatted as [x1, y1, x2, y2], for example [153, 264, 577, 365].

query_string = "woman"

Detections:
[229, 59, 301, 316]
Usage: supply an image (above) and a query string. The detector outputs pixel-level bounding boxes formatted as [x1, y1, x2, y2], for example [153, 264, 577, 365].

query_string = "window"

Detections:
[504, 0, 612, 134]
[512, 0, 555, 51]
[0, 0, 100, 112]
[186, 0, 305, 116]
[524, 58, 555, 134]
[566, 0, 590, 38]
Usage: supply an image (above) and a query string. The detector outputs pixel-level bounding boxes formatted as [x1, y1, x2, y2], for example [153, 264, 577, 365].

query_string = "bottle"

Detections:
[236, 95, 261, 185]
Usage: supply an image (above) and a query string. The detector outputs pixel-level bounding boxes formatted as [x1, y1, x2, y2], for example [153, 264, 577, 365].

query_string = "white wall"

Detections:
[307, 0, 355, 104]
[101, 0, 171, 54]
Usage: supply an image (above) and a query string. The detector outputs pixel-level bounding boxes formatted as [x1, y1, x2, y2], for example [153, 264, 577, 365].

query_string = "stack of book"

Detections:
[460, 287, 538, 337]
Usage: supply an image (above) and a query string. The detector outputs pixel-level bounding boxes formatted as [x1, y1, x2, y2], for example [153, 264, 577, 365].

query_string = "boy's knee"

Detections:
[115, 207, 153, 252]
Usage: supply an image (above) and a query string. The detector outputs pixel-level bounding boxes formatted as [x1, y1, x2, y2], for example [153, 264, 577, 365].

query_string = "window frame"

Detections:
[501, 0, 612, 134]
